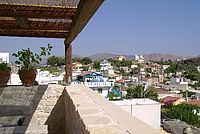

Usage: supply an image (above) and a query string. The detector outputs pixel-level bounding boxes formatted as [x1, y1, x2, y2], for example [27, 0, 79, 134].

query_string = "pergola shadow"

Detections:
[0, 85, 48, 133]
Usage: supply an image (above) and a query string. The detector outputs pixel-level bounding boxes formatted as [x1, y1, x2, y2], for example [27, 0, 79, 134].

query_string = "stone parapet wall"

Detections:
[26, 84, 65, 133]
[0, 85, 49, 134]
[65, 85, 159, 134]
[0, 84, 159, 134]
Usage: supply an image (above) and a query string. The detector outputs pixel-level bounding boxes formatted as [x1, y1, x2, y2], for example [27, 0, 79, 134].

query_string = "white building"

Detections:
[163, 65, 170, 71]
[100, 60, 114, 75]
[36, 70, 64, 84]
[170, 77, 188, 91]
[131, 64, 138, 69]
[8, 70, 64, 85]
[72, 71, 114, 97]
[140, 68, 146, 75]
[8, 73, 22, 85]
[0, 52, 9, 63]
[111, 98, 161, 129]
[72, 62, 83, 79]
[117, 55, 126, 61]
[134, 54, 144, 63]
[187, 89, 200, 100]
[197, 66, 200, 73]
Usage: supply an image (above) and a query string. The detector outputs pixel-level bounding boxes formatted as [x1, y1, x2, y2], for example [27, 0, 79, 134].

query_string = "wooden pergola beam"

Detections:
[0, 29, 68, 38]
[64, 0, 104, 83]
[0, 3, 76, 19]
[0, 19, 70, 31]
[65, 0, 104, 44]
[65, 44, 72, 83]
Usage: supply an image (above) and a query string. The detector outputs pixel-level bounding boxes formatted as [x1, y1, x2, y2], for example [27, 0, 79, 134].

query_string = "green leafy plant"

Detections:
[12, 44, 53, 70]
[0, 63, 11, 71]
[163, 104, 200, 128]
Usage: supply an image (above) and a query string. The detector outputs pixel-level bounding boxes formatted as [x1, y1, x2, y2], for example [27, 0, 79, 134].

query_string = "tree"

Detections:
[193, 81, 200, 90]
[107, 58, 114, 63]
[164, 58, 200, 81]
[121, 59, 132, 67]
[120, 68, 126, 76]
[126, 85, 158, 100]
[131, 67, 140, 75]
[47, 56, 64, 66]
[72, 57, 81, 63]
[81, 57, 92, 65]
[146, 87, 158, 101]
[163, 104, 200, 128]
[93, 61, 100, 70]
[81, 66, 89, 71]
[126, 85, 144, 99]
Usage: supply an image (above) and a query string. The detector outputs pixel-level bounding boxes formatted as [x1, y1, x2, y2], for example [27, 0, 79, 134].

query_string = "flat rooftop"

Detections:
[111, 98, 160, 106]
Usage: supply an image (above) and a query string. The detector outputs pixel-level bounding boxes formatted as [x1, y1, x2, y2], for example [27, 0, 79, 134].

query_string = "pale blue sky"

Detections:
[0, 0, 200, 57]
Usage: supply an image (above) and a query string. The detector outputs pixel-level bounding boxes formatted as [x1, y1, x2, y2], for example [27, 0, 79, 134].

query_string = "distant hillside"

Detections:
[143, 53, 186, 61]
[89, 53, 187, 61]
[179, 57, 200, 67]
[90, 53, 117, 61]
[73, 55, 82, 58]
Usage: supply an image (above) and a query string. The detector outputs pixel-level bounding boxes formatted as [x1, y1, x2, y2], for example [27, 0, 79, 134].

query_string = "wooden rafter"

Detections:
[0, 0, 104, 39]
[0, 29, 68, 38]
[0, 0, 105, 83]
[0, 18, 70, 31]
[0, 3, 77, 19]
[65, 0, 104, 44]
[14, 17, 30, 29]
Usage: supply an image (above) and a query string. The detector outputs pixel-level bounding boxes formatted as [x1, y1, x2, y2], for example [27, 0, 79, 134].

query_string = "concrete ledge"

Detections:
[65, 85, 159, 134]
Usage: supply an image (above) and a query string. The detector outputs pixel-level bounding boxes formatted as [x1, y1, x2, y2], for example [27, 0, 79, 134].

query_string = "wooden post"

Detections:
[65, 43, 72, 84]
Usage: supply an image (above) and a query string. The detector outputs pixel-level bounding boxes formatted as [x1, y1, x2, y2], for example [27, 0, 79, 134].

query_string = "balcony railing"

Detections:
[71, 81, 113, 87]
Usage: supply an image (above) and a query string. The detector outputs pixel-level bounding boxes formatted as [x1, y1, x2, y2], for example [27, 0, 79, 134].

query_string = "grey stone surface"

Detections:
[0, 116, 24, 127]
[0, 85, 48, 134]
[0, 84, 160, 134]
[163, 121, 200, 134]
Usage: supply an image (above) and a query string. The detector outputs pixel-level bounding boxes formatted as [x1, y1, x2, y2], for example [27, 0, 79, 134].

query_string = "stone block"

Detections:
[82, 115, 112, 125]
[43, 106, 54, 113]
[78, 108, 102, 116]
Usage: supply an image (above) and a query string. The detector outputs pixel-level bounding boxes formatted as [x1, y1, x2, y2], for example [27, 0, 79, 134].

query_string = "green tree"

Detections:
[131, 67, 140, 75]
[164, 58, 200, 81]
[117, 68, 127, 76]
[163, 104, 200, 128]
[47, 56, 64, 66]
[40, 66, 59, 74]
[81, 66, 89, 71]
[126, 85, 158, 100]
[126, 85, 144, 99]
[81, 57, 92, 65]
[145, 87, 158, 101]
[72, 57, 81, 63]
[107, 58, 114, 63]
[193, 81, 200, 90]
[121, 59, 132, 67]
[93, 61, 100, 70]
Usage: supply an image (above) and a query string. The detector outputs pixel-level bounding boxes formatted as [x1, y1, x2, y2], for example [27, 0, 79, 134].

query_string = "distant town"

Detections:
[1, 52, 200, 133]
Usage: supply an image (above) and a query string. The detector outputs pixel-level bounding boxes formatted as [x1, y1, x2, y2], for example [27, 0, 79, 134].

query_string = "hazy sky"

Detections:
[0, 0, 200, 57]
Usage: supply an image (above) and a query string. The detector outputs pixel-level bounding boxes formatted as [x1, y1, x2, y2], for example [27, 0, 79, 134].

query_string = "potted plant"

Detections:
[12, 44, 52, 86]
[0, 62, 11, 87]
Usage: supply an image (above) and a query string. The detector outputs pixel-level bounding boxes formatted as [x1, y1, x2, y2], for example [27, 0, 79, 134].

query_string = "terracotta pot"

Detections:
[18, 69, 37, 87]
[0, 70, 11, 87]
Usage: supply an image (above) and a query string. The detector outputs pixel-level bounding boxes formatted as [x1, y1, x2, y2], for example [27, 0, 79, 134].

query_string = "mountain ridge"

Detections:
[89, 53, 188, 61]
